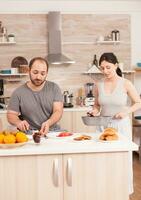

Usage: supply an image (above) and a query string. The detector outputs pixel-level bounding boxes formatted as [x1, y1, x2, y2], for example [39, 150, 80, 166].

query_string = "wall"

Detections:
[0, 14, 130, 102]
[0, 0, 141, 99]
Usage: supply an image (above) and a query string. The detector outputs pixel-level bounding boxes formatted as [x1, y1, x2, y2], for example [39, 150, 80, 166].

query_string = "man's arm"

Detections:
[7, 110, 30, 131]
[40, 101, 63, 135]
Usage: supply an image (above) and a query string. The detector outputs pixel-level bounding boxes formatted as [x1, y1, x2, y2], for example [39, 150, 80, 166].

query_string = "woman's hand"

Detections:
[87, 108, 100, 117]
[114, 112, 128, 119]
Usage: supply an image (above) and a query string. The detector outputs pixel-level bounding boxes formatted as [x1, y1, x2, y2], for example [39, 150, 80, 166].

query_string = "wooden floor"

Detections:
[130, 152, 141, 200]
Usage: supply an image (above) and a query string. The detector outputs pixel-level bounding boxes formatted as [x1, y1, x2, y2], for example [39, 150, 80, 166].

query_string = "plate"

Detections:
[47, 132, 74, 139]
[0, 142, 27, 149]
[73, 134, 93, 142]
[97, 139, 119, 143]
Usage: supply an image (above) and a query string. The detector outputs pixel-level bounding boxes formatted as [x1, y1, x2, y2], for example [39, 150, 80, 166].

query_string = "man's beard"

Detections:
[30, 78, 46, 86]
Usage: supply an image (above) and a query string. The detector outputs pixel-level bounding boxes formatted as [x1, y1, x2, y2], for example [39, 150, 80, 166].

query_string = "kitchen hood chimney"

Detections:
[47, 11, 75, 65]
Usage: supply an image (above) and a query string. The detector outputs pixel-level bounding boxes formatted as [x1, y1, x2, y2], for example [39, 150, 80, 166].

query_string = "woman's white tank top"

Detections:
[98, 78, 128, 116]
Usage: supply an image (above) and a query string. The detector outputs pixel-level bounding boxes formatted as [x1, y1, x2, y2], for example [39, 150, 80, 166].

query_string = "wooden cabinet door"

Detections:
[0, 112, 9, 129]
[63, 153, 128, 200]
[59, 111, 73, 132]
[73, 111, 95, 133]
[0, 154, 63, 200]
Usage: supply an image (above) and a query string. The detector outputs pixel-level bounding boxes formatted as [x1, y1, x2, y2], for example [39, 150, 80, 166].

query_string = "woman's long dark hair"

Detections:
[99, 52, 122, 77]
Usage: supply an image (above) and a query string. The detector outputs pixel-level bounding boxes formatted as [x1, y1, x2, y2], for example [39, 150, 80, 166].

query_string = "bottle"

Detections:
[8, 34, 15, 43]
[115, 30, 120, 41]
[111, 30, 116, 41]
[93, 54, 98, 68]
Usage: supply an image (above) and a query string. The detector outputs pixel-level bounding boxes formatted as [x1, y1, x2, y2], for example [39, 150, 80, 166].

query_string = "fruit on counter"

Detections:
[57, 132, 73, 137]
[16, 131, 28, 143]
[0, 130, 28, 144]
[4, 134, 16, 144]
[0, 134, 4, 143]
[33, 132, 41, 143]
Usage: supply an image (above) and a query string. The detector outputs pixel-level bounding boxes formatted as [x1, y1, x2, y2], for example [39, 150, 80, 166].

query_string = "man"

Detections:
[7, 57, 63, 135]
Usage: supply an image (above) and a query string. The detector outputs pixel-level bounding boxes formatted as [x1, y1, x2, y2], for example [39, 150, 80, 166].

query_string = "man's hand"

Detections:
[16, 120, 30, 132]
[39, 121, 50, 136]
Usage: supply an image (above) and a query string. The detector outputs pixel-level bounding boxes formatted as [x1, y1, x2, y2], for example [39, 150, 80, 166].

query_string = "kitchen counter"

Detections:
[0, 133, 138, 156]
[0, 109, 7, 113]
[0, 132, 137, 200]
[0, 106, 92, 114]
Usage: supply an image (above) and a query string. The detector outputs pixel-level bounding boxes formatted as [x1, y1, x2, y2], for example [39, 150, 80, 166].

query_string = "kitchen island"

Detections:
[0, 132, 138, 200]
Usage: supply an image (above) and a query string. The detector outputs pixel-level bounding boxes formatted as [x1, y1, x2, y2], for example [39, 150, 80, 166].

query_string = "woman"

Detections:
[88, 52, 141, 194]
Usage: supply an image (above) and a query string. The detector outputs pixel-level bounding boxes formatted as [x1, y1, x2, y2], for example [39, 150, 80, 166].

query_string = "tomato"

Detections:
[57, 132, 73, 137]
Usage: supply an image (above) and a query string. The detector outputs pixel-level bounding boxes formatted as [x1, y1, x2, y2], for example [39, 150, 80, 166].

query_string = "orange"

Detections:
[4, 134, 16, 144]
[16, 132, 28, 143]
[0, 134, 4, 144]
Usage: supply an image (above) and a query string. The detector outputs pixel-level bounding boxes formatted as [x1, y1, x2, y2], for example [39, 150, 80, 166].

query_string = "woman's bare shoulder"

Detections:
[123, 78, 133, 85]
[123, 78, 135, 90]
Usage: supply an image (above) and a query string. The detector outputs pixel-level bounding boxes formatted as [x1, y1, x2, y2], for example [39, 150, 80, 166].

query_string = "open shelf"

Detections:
[0, 41, 16, 45]
[83, 70, 135, 74]
[0, 73, 28, 76]
[134, 68, 141, 72]
[96, 40, 120, 45]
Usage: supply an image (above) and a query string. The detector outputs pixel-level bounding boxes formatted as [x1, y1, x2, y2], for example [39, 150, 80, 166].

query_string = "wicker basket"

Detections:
[19, 65, 29, 73]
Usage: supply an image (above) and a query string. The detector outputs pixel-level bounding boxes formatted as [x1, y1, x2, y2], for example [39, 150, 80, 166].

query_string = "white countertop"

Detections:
[0, 106, 92, 114]
[0, 133, 138, 156]
[0, 109, 7, 114]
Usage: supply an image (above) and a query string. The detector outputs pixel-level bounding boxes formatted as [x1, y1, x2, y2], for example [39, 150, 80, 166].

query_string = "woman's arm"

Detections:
[114, 79, 141, 119]
[125, 79, 141, 113]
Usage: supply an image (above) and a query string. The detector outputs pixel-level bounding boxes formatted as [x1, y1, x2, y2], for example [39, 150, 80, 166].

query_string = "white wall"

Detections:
[0, 1, 140, 64]
[0, 0, 141, 91]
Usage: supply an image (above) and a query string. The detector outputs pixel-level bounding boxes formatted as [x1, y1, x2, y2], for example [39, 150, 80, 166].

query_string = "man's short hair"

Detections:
[29, 57, 49, 71]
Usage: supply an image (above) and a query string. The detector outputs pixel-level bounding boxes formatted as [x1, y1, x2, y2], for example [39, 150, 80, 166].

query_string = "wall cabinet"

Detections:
[59, 110, 95, 133]
[0, 152, 128, 200]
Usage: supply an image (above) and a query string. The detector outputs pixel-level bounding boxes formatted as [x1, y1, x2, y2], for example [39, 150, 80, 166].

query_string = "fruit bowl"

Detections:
[0, 142, 27, 149]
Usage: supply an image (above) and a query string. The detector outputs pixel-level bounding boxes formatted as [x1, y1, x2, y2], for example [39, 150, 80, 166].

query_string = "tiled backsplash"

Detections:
[0, 14, 130, 101]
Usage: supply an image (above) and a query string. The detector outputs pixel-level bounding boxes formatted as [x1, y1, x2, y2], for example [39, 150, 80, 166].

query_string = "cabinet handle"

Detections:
[53, 158, 59, 187]
[67, 157, 72, 186]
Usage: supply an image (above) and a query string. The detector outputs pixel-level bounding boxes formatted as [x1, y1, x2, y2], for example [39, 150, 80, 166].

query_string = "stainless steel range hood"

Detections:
[47, 11, 75, 65]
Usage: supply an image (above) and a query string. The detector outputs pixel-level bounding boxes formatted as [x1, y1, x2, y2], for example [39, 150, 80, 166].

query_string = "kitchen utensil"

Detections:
[0, 69, 11, 74]
[0, 79, 4, 96]
[82, 116, 113, 126]
[11, 56, 28, 68]
[137, 63, 141, 67]
[24, 129, 35, 135]
[33, 132, 41, 143]
[63, 91, 73, 108]
[84, 83, 95, 106]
